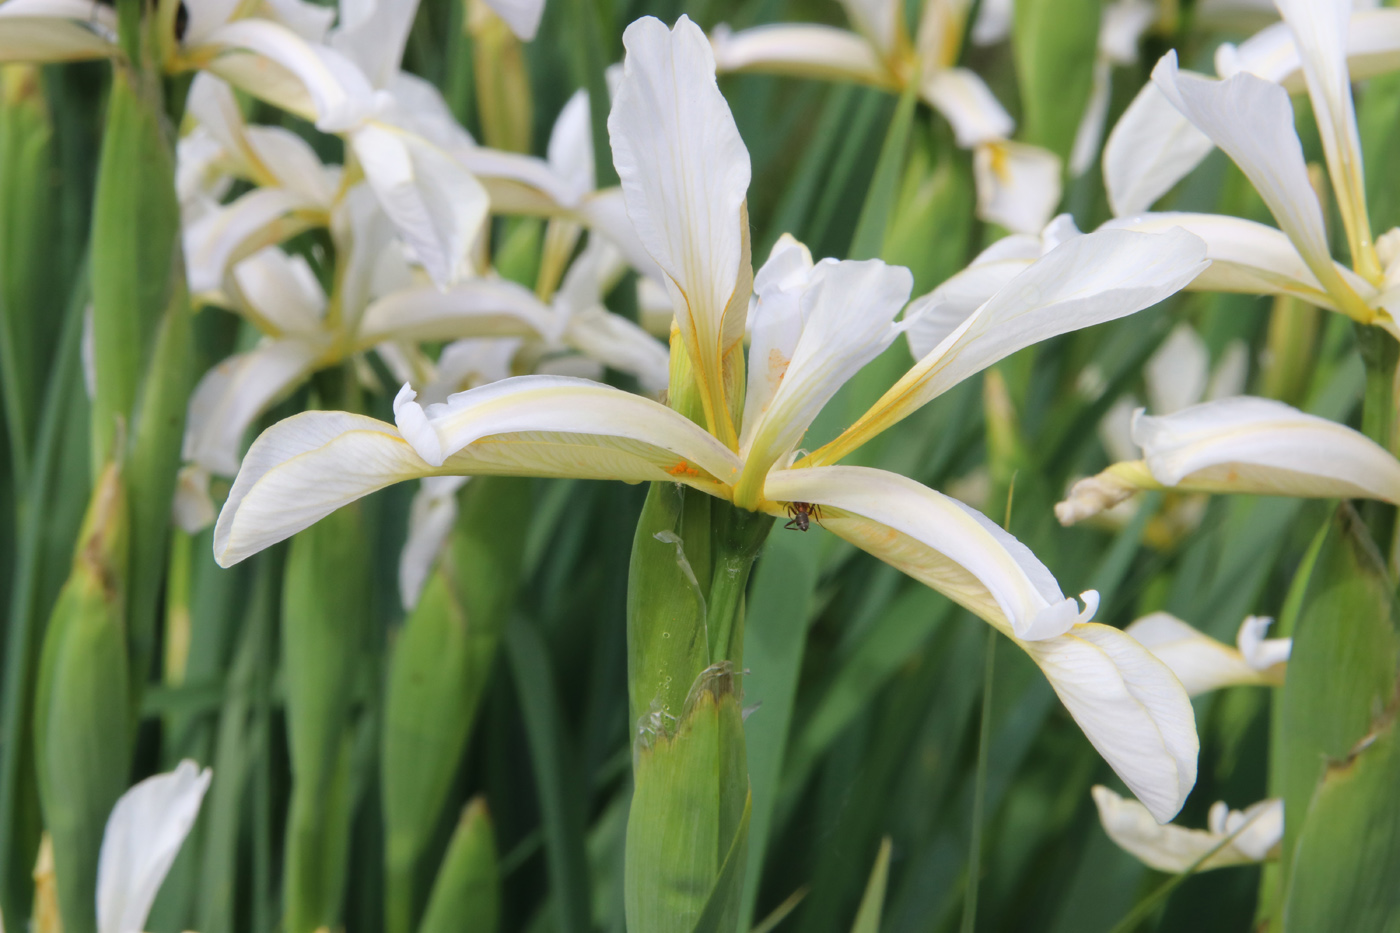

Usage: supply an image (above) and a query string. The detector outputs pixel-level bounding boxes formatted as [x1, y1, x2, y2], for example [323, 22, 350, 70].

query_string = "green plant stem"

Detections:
[707, 505, 775, 665]
[960, 624, 997, 933]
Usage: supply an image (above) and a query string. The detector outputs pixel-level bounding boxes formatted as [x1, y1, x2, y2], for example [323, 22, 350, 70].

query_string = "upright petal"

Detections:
[973, 140, 1062, 235]
[763, 465, 1098, 641]
[814, 227, 1207, 466]
[839, 0, 902, 58]
[1125, 612, 1286, 695]
[96, 762, 212, 933]
[349, 123, 490, 289]
[1093, 786, 1282, 871]
[1144, 323, 1210, 416]
[483, 0, 545, 41]
[1274, 0, 1377, 280]
[740, 234, 816, 449]
[1150, 52, 1372, 319]
[1103, 82, 1214, 217]
[1132, 396, 1400, 501]
[608, 15, 752, 443]
[734, 260, 912, 507]
[547, 89, 596, 204]
[329, 0, 418, 89]
[1025, 626, 1198, 822]
[709, 23, 892, 87]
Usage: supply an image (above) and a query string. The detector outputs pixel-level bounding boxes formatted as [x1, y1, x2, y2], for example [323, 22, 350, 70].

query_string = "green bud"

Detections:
[382, 477, 532, 933]
[469, 0, 532, 153]
[625, 663, 751, 933]
[33, 466, 132, 933]
[281, 505, 370, 933]
[418, 798, 501, 933]
[1013, 0, 1102, 161]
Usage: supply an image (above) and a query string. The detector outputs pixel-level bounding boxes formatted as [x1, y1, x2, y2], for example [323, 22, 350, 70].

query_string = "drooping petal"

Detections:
[1274, 0, 1376, 278]
[356, 277, 555, 346]
[197, 20, 383, 133]
[608, 15, 751, 443]
[393, 375, 742, 480]
[817, 227, 1207, 465]
[972, 140, 1062, 235]
[349, 123, 490, 289]
[399, 476, 469, 610]
[1092, 786, 1282, 871]
[1132, 396, 1400, 501]
[0, 0, 116, 62]
[763, 465, 1098, 641]
[1025, 626, 1198, 822]
[1101, 211, 1371, 312]
[735, 260, 911, 506]
[563, 308, 672, 393]
[921, 67, 1014, 148]
[183, 337, 325, 476]
[482, 0, 545, 41]
[96, 761, 212, 933]
[1125, 612, 1286, 695]
[1150, 52, 1372, 319]
[709, 23, 892, 87]
[1102, 82, 1214, 217]
[183, 187, 321, 299]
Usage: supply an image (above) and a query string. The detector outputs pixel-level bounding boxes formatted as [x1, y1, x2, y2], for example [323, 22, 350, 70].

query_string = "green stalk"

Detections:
[1356, 323, 1399, 455]
[960, 628, 996, 933]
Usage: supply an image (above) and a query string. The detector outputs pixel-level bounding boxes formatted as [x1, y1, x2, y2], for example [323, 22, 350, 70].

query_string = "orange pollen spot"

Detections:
[667, 460, 701, 478]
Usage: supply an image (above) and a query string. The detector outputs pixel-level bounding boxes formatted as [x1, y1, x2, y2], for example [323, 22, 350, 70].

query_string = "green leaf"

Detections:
[1012, 0, 1102, 160]
[1284, 717, 1400, 932]
[851, 837, 893, 933]
[419, 797, 502, 933]
[1275, 505, 1400, 915]
[849, 80, 919, 262]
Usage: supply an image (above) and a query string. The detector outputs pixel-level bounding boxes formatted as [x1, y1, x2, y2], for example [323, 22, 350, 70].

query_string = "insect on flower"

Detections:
[784, 501, 820, 532]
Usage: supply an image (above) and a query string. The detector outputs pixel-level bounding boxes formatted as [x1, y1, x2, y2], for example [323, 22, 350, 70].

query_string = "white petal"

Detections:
[547, 89, 596, 205]
[838, 0, 901, 56]
[382, 72, 476, 156]
[921, 67, 1014, 149]
[1125, 612, 1272, 695]
[904, 260, 1029, 359]
[608, 15, 751, 431]
[463, 147, 582, 212]
[394, 374, 742, 479]
[1274, 0, 1372, 270]
[763, 465, 1096, 641]
[329, 0, 417, 88]
[1150, 53, 1354, 308]
[183, 187, 318, 298]
[575, 189, 667, 284]
[1093, 786, 1280, 871]
[173, 465, 218, 535]
[1100, 0, 1156, 65]
[183, 338, 324, 476]
[564, 308, 672, 393]
[0, 0, 115, 61]
[231, 247, 326, 335]
[827, 226, 1207, 461]
[1132, 396, 1400, 501]
[1206, 340, 1250, 400]
[1070, 60, 1113, 178]
[740, 233, 816, 450]
[1099, 396, 1142, 464]
[356, 277, 554, 346]
[709, 23, 891, 86]
[418, 337, 523, 404]
[970, 0, 1012, 45]
[97, 762, 212, 933]
[482, 0, 545, 41]
[262, 0, 336, 42]
[737, 260, 911, 499]
[399, 476, 468, 610]
[1025, 626, 1198, 822]
[1101, 211, 1368, 312]
[1103, 82, 1214, 217]
[1145, 323, 1209, 415]
[350, 123, 489, 289]
[200, 20, 382, 133]
[973, 141, 1062, 235]
[244, 126, 340, 206]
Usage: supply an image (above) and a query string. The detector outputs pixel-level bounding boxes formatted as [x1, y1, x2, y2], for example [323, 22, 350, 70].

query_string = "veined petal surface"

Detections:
[97, 762, 212, 933]
[1024, 625, 1198, 822]
[1132, 396, 1400, 502]
[763, 465, 1097, 641]
[608, 15, 751, 439]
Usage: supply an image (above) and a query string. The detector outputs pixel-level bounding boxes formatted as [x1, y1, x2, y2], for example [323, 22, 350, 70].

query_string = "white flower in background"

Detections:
[1092, 786, 1283, 872]
[709, 0, 1063, 233]
[1069, 0, 1158, 177]
[98, 761, 213, 933]
[1126, 613, 1289, 695]
[1103, 1, 1400, 332]
[214, 15, 1212, 821]
[1057, 396, 1400, 523]
[1059, 322, 1246, 535]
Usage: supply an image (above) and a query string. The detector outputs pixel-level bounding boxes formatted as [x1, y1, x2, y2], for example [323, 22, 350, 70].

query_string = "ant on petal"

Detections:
[784, 501, 821, 532]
